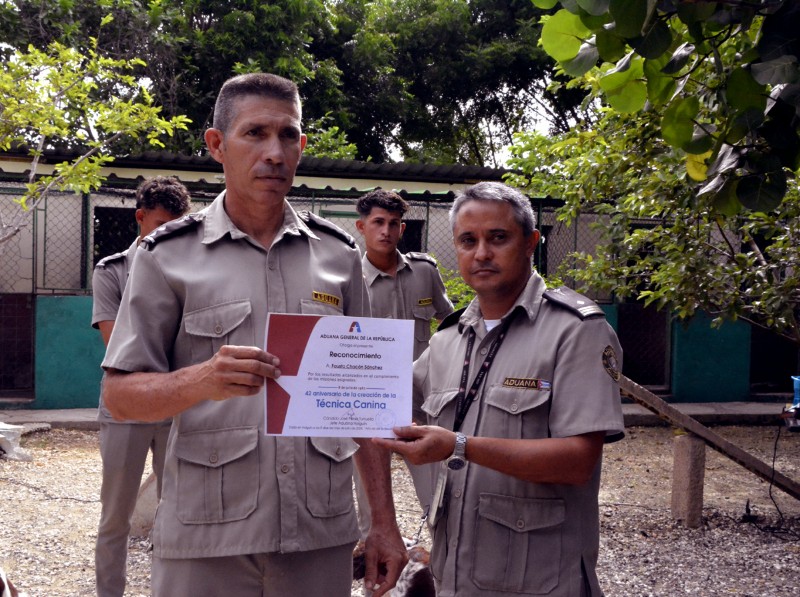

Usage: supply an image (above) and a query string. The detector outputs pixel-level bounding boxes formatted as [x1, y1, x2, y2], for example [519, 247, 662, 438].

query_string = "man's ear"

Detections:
[399, 221, 406, 237]
[300, 133, 307, 152]
[355, 218, 365, 235]
[205, 128, 225, 163]
[135, 208, 145, 227]
[525, 230, 541, 259]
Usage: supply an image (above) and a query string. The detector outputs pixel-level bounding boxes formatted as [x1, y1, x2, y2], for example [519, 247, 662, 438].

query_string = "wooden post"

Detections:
[618, 374, 800, 501]
[671, 433, 706, 528]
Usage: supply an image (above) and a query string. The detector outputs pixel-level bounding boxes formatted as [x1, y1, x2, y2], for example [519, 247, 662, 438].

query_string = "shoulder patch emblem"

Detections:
[543, 286, 605, 320]
[405, 252, 437, 266]
[417, 297, 433, 306]
[298, 210, 356, 248]
[602, 345, 621, 381]
[312, 291, 341, 308]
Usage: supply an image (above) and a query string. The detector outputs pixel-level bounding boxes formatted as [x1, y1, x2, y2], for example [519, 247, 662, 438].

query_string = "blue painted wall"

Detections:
[35, 296, 104, 409]
[671, 312, 751, 402]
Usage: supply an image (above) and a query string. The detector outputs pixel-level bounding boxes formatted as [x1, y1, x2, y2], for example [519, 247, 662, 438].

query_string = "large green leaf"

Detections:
[531, 0, 559, 8]
[541, 9, 591, 62]
[644, 55, 675, 106]
[609, 0, 648, 38]
[724, 108, 765, 144]
[598, 53, 647, 112]
[595, 27, 626, 62]
[598, 52, 639, 92]
[661, 42, 694, 75]
[751, 56, 800, 86]
[577, 0, 610, 17]
[563, 40, 600, 76]
[710, 177, 742, 217]
[661, 96, 699, 149]
[684, 125, 716, 155]
[726, 67, 767, 112]
[737, 170, 787, 212]
[632, 19, 672, 59]
[676, 0, 717, 26]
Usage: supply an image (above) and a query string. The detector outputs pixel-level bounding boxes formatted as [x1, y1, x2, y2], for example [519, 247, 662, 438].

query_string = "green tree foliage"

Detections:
[0, 36, 189, 245]
[1, 0, 358, 156]
[511, 0, 800, 345]
[532, 0, 800, 211]
[2, 0, 583, 165]
[321, 0, 584, 164]
[508, 108, 800, 345]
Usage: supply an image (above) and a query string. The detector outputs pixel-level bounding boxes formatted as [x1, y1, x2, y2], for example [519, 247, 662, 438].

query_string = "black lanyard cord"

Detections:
[452, 313, 514, 432]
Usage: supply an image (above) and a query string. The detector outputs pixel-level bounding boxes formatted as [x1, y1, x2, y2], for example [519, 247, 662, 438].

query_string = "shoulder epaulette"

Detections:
[95, 251, 127, 269]
[405, 251, 437, 266]
[543, 286, 605, 320]
[140, 213, 204, 250]
[437, 307, 466, 331]
[298, 210, 356, 248]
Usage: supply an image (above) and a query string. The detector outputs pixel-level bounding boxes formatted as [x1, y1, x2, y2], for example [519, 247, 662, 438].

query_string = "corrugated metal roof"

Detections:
[0, 148, 510, 184]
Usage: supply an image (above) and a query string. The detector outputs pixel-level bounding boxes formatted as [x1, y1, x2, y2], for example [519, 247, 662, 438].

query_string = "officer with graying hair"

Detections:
[101, 72, 407, 597]
[376, 181, 625, 596]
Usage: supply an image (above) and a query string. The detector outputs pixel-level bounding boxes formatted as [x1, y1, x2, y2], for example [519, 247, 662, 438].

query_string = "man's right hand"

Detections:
[103, 345, 281, 422]
[199, 345, 281, 401]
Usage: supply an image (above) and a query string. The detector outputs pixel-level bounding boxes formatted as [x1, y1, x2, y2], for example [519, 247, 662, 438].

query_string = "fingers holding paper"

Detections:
[373, 425, 457, 465]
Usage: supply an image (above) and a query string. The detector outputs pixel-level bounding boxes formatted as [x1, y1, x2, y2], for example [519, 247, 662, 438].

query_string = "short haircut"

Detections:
[212, 72, 301, 133]
[135, 176, 191, 216]
[356, 189, 409, 218]
[450, 181, 537, 237]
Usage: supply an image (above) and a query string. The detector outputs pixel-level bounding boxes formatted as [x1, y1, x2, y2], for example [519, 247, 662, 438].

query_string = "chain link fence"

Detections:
[1, 186, 616, 295]
[1, 185, 671, 392]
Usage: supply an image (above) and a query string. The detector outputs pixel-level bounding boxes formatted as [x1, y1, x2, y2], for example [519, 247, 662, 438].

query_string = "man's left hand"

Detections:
[362, 521, 408, 597]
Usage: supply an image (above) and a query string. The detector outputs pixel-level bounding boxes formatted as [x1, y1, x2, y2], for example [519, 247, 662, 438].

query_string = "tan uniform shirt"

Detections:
[414, 272, 624, 597]
[362, 251, 453, 359]
[92, 238, 154, 424]
[102, 192, 369, 559]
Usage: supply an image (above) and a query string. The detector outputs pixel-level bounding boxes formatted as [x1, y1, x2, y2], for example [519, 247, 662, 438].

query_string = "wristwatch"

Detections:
[446, 432, 467, 470]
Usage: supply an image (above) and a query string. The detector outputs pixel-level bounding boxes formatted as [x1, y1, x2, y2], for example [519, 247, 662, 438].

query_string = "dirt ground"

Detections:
[1, 424, 799, 596]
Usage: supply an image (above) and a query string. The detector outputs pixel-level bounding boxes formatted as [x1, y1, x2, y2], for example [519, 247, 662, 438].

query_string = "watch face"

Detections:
[447, 457, 466, 471]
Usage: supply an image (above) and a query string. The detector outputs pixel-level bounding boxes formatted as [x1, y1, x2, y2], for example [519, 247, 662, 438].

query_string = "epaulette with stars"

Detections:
[140, 212, 205, 250]
[297, 210, 356, 248]
[543, 286, 606, 320]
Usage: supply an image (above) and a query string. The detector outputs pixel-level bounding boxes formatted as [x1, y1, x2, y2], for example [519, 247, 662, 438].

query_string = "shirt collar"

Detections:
[200, 191, 319, 246]
[458, 271, 546, 332]
[361, 250, 410, 285]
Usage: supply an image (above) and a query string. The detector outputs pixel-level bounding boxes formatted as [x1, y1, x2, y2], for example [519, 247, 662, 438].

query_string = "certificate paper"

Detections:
[264, 313, 413, 437]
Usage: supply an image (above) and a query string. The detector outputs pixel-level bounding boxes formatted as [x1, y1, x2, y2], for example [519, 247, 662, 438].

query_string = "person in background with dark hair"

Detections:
[376, 181, 625, 597]
[353, 189, 452, 575]
[100, 73, 407, 597]
[92, 175, 191, 597]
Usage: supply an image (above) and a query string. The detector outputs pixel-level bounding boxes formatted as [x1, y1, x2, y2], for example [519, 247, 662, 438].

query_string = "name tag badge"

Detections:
[418, 297, 433, 306]
[312, 291, 341, 307]
[427, 462, 448, 528]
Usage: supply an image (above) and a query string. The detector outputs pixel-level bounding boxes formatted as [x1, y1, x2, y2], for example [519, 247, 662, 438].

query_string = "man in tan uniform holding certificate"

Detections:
[101, 73, 407, 597]
[376, 182, 624, 597]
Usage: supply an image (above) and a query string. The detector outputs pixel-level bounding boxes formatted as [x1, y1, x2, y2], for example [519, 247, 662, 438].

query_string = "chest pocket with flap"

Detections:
[184, 300, 253, 361]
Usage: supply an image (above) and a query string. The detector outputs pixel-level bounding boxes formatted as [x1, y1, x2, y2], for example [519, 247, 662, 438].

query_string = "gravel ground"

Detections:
[1, 425, 799, 596]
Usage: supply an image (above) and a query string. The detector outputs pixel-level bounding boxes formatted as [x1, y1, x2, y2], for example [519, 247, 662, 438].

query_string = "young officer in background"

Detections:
[92, 175, 191, 597]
